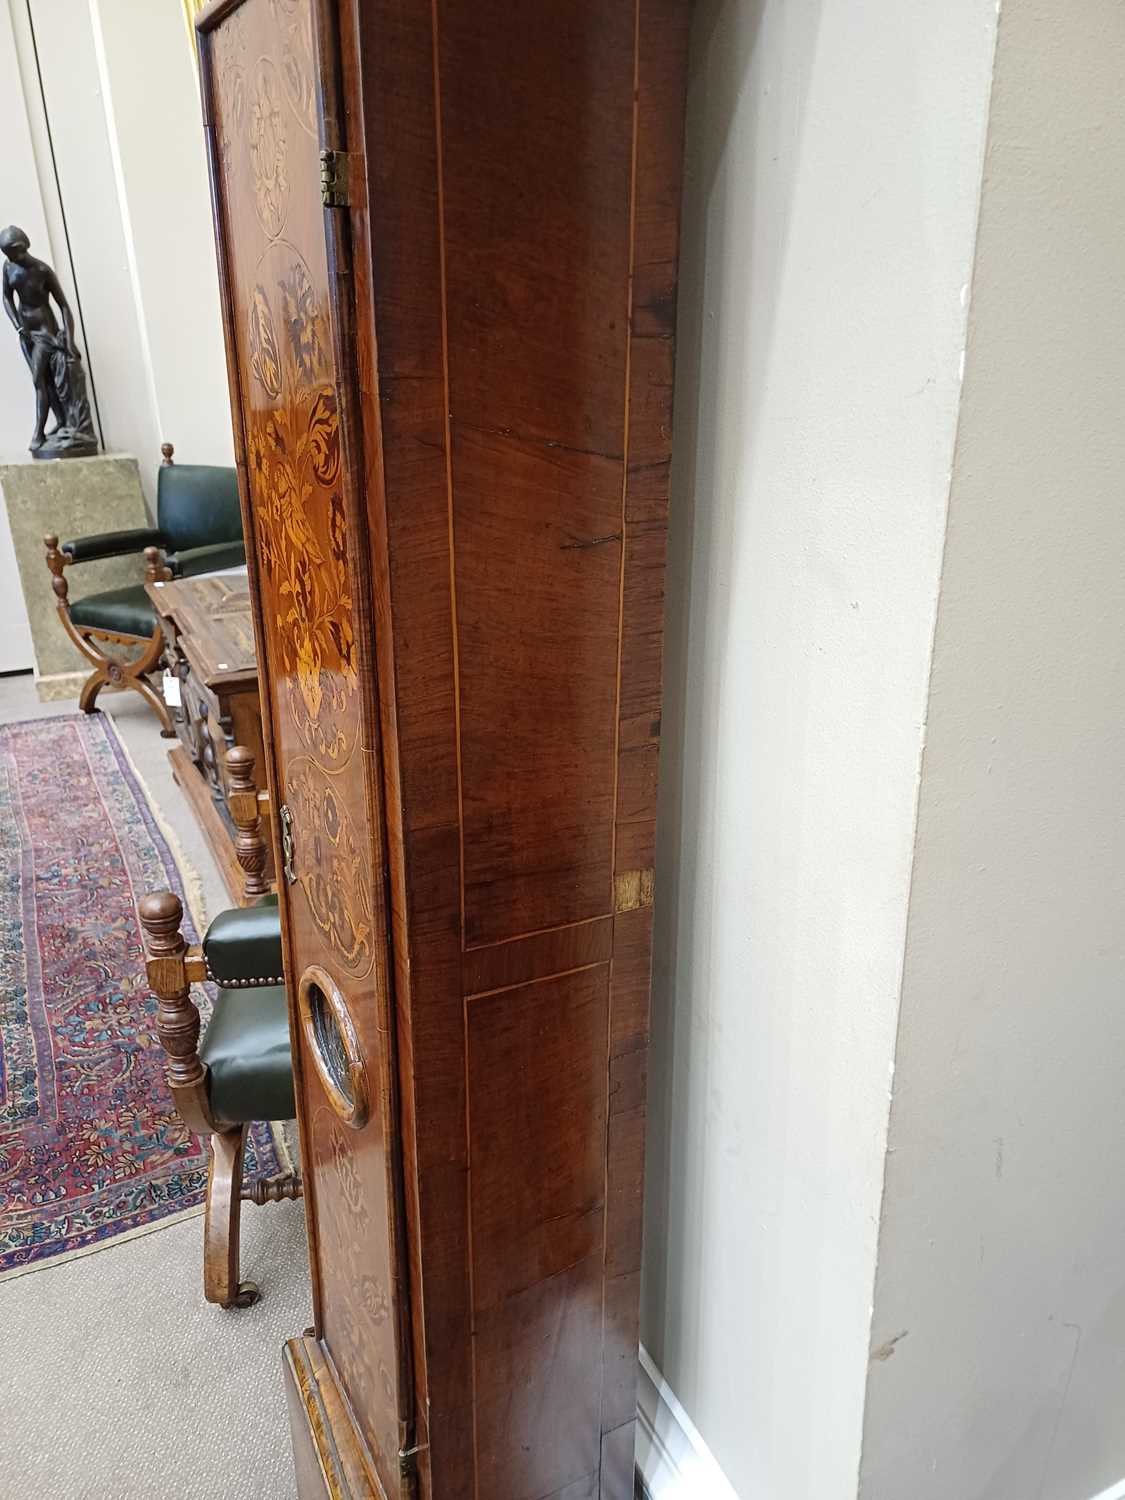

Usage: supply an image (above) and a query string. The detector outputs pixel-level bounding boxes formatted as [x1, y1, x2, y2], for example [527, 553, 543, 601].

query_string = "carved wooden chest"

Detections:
[147, 574, 273, 903]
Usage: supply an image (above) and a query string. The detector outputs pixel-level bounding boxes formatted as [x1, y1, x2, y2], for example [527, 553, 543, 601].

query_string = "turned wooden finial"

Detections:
[140, 888, 184, 938]
[143, 544, 172, 584]
[227, 745, 269, 901]
[139, 890, 208, 1128]
[43, 534, 70, 604]
[161, 441, 175, 466]
[226, 745, 255, 783]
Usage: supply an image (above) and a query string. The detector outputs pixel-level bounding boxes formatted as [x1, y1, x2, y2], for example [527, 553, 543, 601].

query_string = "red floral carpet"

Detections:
[0, 713, 280, 1277]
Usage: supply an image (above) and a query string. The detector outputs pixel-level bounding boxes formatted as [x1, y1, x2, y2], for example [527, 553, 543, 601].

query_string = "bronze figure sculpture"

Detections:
[1, 226, 97, 459]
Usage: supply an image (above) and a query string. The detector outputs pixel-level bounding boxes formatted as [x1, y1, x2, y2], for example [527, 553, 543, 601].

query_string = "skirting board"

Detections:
[636, 1345, 739, 1500]
[1089, 1480, 1125, 1500]
[635, 1361, 1125, 1500]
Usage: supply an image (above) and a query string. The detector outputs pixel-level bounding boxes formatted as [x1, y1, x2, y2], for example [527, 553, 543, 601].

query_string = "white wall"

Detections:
[23, 0, 154, 476]
[86, 0, 233, 470]
[0, 0, 231, 667]
[0, 6, 67, 463]
[2, 0, 231, 485]
[0, 0, 73, 666]
[27, 0, 234, 485]
[643, 1, 998, 1494]
[860, 4, 1125, 1498]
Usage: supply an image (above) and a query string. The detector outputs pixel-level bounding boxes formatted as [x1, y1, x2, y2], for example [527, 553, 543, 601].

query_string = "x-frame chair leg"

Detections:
[204, 1124, 261, 1309]
[43, 534, 175, 736]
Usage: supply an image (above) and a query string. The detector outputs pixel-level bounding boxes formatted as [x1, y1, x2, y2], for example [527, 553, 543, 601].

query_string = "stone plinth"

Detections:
[0, 455, 150, 701]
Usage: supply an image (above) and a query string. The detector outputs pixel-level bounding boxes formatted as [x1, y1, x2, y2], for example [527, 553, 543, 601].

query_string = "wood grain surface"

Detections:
[201, 0, 691, 1495]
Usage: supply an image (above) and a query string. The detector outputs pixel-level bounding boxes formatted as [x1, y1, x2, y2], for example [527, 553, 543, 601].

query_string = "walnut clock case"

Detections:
[195, 1, 691, 1496]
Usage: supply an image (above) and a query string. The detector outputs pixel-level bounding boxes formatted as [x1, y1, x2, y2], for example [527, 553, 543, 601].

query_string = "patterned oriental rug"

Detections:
[0, 713, 280, 1279]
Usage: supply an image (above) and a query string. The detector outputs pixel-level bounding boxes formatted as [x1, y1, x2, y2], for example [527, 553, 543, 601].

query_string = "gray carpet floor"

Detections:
[0, 675, 311, 1499]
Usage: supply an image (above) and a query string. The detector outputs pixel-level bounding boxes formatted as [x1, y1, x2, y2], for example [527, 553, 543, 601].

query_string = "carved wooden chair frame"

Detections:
[139, 748, 300, 1309]
[41, 443, 204, 737]
[43, 531, 174, 734]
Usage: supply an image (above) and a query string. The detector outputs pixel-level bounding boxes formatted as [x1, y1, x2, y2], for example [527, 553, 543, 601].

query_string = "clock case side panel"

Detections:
[336, 2, 462, 1493]
[339, 3, 693, 1499]
[196, 3, 418, 1496]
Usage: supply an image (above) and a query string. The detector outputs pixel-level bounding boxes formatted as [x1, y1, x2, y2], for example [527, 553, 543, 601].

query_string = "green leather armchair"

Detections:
[43, 442, 245, 734]
[139, 749, 298, 1310]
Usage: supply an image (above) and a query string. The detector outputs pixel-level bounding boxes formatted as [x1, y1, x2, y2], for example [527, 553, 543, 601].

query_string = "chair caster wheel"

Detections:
[160, 728, 177, 739]
[231, 1280, 261, 1309]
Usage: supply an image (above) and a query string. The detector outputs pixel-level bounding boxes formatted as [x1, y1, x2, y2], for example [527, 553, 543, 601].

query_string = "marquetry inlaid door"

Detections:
[200, 2, 410, 1493]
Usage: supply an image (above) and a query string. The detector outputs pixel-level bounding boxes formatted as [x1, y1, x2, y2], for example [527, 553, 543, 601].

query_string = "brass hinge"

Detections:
[320, 148, 351, 208]
[278, 802, 297, 885]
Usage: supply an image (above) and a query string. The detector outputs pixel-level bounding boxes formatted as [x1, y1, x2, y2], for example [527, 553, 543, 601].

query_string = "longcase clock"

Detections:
[196, 0, 691, 1495]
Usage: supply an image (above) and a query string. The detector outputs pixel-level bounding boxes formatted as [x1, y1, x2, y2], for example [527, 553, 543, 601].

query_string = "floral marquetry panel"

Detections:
[202, 0, 406, 1492]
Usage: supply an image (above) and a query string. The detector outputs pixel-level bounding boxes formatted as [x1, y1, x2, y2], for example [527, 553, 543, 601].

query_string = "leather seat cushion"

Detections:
[203, 895, 282, 985]
[200, 984, 294, 1124]
[171, 540, 247, 578]
[68, 584, 156, 639]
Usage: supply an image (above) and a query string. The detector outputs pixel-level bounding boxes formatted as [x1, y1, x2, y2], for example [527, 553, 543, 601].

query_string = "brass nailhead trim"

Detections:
[205, 968, 284, 988]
